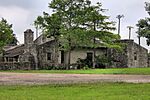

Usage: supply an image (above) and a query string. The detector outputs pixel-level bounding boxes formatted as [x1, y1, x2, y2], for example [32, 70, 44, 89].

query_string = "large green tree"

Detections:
[0, 18, 13, 51]
[35, 0, 120, 68]
[50, 0, 120, 67]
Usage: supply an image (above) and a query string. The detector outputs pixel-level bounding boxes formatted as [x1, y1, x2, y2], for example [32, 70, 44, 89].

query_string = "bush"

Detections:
[95, 55, 112, 68]
[76, 58, 92, 69]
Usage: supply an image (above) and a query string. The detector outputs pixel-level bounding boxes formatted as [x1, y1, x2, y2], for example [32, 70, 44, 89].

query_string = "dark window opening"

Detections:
[47, 53, 52, 61]
[61, 51, 65, 64]
[6, 57, 8, 62]
[134, 52, 137, 60]
[14, 56, 19, 62]
[86, 52, 93, 67]
[47, 35, 51, 38]
[134, 56, 137, 60]
[9, 58, 13, 62]
[87, 52, 93, 61]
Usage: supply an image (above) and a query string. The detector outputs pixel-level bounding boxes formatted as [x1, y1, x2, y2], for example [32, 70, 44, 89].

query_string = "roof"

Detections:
[3, 44, 24, 57]
[4, 44, 24, 51]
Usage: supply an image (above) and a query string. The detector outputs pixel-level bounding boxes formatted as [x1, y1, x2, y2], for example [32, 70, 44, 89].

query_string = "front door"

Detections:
[87, 52, 93, 67]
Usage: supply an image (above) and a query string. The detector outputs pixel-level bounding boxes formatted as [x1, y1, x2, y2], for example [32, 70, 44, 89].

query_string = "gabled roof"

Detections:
[3, 44, 24, 57]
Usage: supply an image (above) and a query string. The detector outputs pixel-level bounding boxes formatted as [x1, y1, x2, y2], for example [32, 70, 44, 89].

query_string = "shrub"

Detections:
[95, 55, 112, 68]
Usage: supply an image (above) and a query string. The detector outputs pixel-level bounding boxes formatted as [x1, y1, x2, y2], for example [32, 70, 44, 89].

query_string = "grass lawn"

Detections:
[1, 68, 150, 75]
[0, 83, 149, 100]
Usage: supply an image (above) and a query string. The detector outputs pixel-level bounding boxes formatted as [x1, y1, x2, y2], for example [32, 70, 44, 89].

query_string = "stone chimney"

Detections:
[24, 29, 34, 45]
[24, 29, 34, 53]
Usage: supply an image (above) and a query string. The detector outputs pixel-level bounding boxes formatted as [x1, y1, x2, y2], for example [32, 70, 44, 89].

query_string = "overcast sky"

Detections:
[0, 0, 150, 50]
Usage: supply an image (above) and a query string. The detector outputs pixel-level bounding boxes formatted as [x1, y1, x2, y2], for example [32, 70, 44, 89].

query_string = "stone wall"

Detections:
[110, 40, 148, 68]
[124, 40, 148, 68]
[108, 48, 128, 68]
[37, 40, 57, 69]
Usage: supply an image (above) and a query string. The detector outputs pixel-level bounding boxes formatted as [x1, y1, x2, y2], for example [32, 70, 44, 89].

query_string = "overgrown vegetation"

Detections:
[76, 55, 112, 69]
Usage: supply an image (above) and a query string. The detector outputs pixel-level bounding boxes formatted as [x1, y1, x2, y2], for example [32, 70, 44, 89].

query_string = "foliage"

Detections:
[76, 54, 112, 69]
[136, 18, 150, 45]
[0, 83, 150, 100]
[136, 2, 150, 46]
[35, 13, 62, 65]
[95, 55, 112, 68]
[76, 58, 93, 69]
[51, 0, 121, 50]
[34, 12, 62, 39]
[35, 0, 121, 49]
[145, 2, 150, 15]
[7, 34, 18, 46]
[44, 66, 67, 70]
[0, 18, 13, 51]
[35, 0, 122, 66]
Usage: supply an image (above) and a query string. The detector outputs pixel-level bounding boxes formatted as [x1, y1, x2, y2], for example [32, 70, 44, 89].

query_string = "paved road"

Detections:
[0, 72, 150, 85]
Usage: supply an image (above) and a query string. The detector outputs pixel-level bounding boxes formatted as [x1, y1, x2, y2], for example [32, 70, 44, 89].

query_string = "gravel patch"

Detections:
[0, 72, 150, 85]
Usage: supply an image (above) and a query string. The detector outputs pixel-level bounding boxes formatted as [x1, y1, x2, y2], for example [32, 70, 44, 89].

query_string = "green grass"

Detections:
[1, 68, 150, 75]
[0, 83, 149, 100]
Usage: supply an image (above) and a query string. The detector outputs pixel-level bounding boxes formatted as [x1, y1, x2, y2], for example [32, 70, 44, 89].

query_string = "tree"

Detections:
[0, 18, 13, 51]
[49, 0, 86, 67]
[136, 2, 150, 46]
[35, 0, 121, 68]
[7, 34, 18, 46]
[50, 0, 120, 67]
[35, 12, 62, 66]
[137, 18, 150, 45]
[145, 2, 150, 15]
[77, 2, 119, 68]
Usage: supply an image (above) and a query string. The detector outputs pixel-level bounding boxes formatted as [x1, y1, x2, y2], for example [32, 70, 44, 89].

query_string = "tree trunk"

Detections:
[54, 37, 59, 66]
[93, 38, 96, 69]
[93, 22, 96, 69]
[67, 38, 71, 70]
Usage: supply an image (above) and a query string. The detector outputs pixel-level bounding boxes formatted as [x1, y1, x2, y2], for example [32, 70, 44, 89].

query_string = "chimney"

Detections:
[24, 29, 34, 45]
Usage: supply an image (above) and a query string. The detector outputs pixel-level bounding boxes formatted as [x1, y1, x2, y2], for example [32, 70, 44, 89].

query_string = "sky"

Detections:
[0, 0, 150, 50]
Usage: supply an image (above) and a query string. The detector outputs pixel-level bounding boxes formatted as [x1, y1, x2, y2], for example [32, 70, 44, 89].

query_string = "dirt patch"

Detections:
[0, 72, 150, 85]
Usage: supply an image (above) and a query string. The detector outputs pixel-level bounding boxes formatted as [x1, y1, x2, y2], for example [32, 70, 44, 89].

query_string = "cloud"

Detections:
[0, 6, 32, 43]
[0, 0, 40, 9]
[0, 0, 50, 43]
[0, 0, 51, 10]
[99, 0, 150, 49]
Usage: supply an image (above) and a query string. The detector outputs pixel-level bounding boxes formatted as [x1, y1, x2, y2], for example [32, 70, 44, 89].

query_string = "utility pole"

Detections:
[116, 15, 124, 35]
[127, 26, 134, 40]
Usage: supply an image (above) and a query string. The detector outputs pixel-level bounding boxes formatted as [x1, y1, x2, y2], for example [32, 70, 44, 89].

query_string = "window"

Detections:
[47, 53, 52, 61]
[87, 52, 93, 61]
[134, 52, 137, 60]
[86, 52, 93, 67]
[8, 58, 13, 62]
[14, 56, 19, 62]
[61, 51, 64, 64]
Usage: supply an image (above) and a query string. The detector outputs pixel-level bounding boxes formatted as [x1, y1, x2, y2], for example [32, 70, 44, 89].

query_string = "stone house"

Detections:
[0, 29, 148, 70]
[109, 40, 148, 68]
